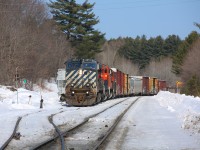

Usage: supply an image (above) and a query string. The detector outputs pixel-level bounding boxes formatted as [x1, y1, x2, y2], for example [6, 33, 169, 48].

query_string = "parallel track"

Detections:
[93, 97, 140, 150]
[32, 97, 134, 149]
[32, 97, 140, 150]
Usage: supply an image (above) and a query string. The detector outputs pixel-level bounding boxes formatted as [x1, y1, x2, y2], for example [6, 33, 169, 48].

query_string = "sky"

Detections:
[0, 82, 200, 149]
[47, 0, 200, 40]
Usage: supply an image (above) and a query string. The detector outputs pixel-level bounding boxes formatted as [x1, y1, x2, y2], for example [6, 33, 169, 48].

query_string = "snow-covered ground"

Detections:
[0, 82, 200, 149]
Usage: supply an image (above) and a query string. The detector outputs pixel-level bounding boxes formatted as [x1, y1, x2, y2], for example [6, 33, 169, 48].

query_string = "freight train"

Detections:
[56, 58, 167, 106]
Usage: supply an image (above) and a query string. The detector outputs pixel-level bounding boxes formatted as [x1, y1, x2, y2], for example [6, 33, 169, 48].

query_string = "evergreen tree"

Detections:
[49, 0, 81, 40]
[146, 38, 156, 57]
[163, 35, 181, 56]
[194, 22, 200, 29]
[49, 0, 105, 58]
[75, 31, 105, 58]
[118, 35, 182, 70]
[182, 75, 200, 96]
[139, 35, 150, 69]
[153, 36, 164, 58]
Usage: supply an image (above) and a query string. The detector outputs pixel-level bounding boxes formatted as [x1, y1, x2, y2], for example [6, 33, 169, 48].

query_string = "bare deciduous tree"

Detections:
[181, 38, 200, 81]
[0, 0, 71, 85]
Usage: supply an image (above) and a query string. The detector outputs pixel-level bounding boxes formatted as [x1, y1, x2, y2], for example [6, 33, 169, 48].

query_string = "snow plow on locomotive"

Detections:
[57, 58, 168, 106]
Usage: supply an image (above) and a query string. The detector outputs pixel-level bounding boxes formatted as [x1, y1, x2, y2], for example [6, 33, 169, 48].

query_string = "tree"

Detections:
[182, 75, 200, 96]
[0, 0, 70, 85]
[181, 38, 200, 96]
[163, 35, 181, 56]
[49, 0, 105, 58]
[172, 31, 199, 75]
[194, 22, 200, 29]
[75, 31, 105, 58]
[153, 36, 164, 58]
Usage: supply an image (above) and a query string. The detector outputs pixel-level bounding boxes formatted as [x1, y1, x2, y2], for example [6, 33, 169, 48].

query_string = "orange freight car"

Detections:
[149, 77, 158, 95]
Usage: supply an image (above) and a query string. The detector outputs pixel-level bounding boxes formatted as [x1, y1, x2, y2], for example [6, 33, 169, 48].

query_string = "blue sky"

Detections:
[48, 0, 200, 40]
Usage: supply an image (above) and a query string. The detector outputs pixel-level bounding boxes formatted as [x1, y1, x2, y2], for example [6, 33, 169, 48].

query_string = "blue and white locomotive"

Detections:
[59, 59, 104, 106]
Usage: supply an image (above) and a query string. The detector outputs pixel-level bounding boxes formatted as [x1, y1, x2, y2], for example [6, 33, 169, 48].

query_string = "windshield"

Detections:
[82, 62, 97, 70]
[66, 61, 81, 70]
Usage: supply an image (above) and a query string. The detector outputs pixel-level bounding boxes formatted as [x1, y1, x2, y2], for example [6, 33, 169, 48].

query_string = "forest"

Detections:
[0, 0, 199, 96]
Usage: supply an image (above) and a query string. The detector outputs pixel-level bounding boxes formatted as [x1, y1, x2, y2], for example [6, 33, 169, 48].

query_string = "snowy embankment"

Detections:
[0, 82, 61, 148]
[154, 91, 200, 134]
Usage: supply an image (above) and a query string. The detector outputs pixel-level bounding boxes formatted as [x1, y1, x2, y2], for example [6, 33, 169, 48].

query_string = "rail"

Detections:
[0, 117, 22, 150]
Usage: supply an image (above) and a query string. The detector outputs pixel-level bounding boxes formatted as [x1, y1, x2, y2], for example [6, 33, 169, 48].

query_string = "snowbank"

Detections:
[155, 91, 200, 134]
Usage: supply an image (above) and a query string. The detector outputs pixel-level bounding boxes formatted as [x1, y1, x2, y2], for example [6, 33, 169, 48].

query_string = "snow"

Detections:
[105, 97, 200, 150]
[0, 82, 200, 149]
[155, 91, 200, 134]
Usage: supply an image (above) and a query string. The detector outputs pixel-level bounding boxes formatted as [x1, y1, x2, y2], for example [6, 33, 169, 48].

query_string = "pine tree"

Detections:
[163, 35, 181, 56]
[49, 0, 105, 58]
[75, 31, 105, 58]
[153, 36, 164, 58]
[194, 22, 200, 29]
[182, 75, 200, 96]
[49, 0, 81, 40]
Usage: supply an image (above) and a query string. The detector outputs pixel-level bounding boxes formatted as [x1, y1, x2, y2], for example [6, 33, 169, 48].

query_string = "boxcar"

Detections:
[142, 76, 150, 95]
[116, 70, 124, 97]
[158, 80, 167, 91]
[123, 74, 129, 96]
[149, 77, 158, 95]
[130, 76, 143, 95]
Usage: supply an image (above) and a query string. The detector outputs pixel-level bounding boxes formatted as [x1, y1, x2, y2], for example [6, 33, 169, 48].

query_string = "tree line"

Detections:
[118, 35, 181, 69]
[116, 30, 200, 96]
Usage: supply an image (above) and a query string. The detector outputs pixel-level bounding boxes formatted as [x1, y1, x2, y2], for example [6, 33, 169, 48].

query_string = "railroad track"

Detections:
[0, 117, 22, 150]
[32, 97, 140, 150]
[1, 110, 44, 150]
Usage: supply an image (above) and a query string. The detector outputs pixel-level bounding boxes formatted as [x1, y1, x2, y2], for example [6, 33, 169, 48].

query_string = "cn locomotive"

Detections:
[57, 58, 167, 106]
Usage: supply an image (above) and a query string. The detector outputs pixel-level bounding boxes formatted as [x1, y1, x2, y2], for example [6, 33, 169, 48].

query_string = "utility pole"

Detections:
[15, 66, 19, 104]
[15, 67, 19, 104]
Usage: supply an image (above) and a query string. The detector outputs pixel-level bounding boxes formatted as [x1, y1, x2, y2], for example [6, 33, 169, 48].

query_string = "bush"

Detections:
[182, 75, 200, 96]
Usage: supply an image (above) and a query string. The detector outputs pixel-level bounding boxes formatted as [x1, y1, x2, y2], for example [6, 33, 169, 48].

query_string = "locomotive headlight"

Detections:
[86, 83, 90, 87]
[86, 91, 89, 96]
[71, 91, 75, 96]
[71, 83, 74, 87]
[79, 69, 83, 75]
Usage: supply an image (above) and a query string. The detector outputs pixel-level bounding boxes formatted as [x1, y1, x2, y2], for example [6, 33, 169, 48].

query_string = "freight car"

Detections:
[149, 77, 158, 95]
[57, 58, 167, 106]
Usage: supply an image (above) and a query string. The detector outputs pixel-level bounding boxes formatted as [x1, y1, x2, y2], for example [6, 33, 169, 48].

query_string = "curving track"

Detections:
[0, 117, 22, 150]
